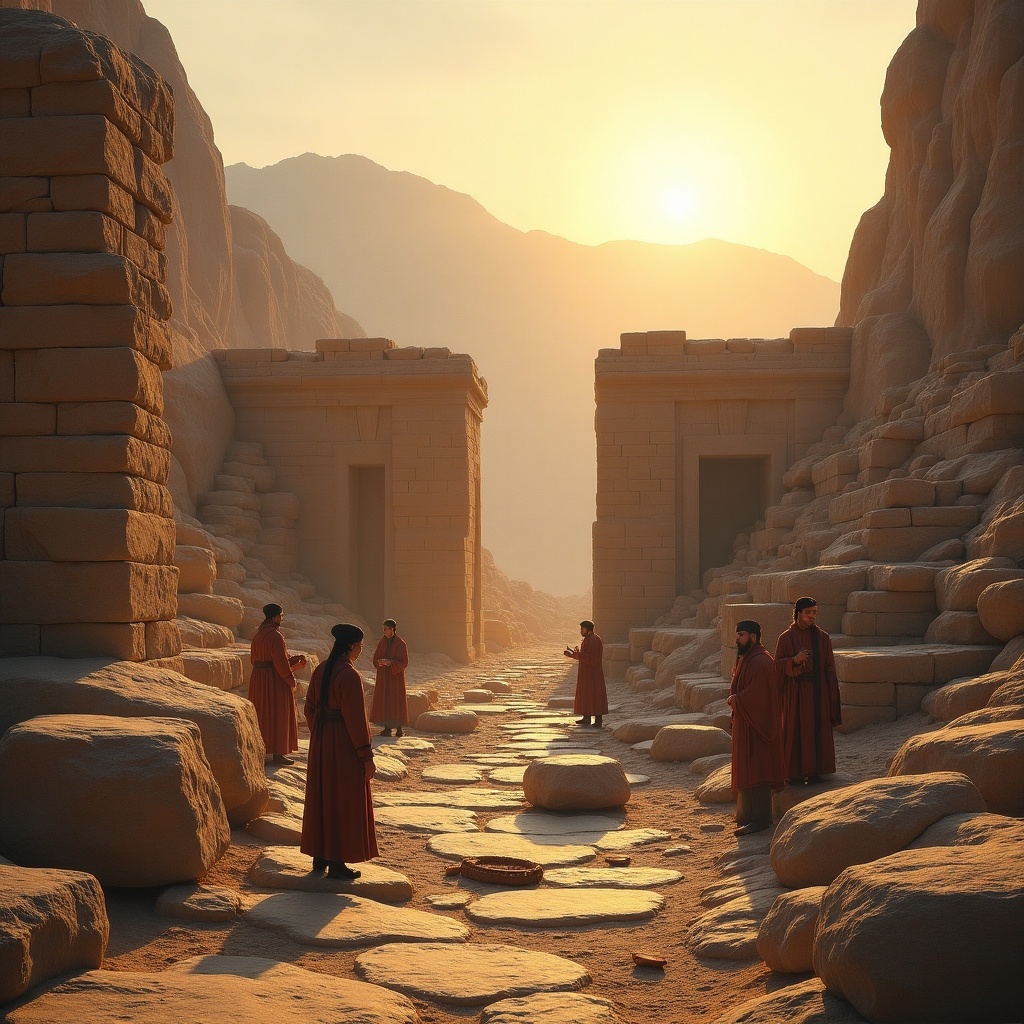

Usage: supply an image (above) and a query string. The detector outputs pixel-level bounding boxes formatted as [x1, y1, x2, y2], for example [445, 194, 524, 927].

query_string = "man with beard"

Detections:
[774, 596, 842, 785]
[726, 619, 784, 836]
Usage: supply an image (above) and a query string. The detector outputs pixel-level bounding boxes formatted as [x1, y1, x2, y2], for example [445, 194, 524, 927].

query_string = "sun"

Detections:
[661, 184, 698, 223]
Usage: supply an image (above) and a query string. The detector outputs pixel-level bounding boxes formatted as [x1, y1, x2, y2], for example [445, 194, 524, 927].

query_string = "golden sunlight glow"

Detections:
[660, 184, 698, 223]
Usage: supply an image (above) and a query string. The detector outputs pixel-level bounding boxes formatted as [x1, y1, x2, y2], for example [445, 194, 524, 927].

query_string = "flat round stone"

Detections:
[625, 774, 651, 786]
[392, 737, 435, 754]
[155, 883, 242, 921]
[421, 764, 486, 784]
[372, 754, 408, 782]
[465, 888, 663, 926]
[245, 891, 469, 947]
[415, 709, 479, 734]
[481, 991, 620, 1024]
[489, 766, 527, 785]
[375, 805, 478, 834]
[355, 942, 590, 1006]
[469, 755, 525, 766]
[595, 829, 672, 850]
[427, 832, 596, 867]
[485, 812, 625, 836]
[461, 704, 511, 714]
[375, 788, 525, 810]
[543, 866, 683, 888]
[247, 847, 412, 901]
[245, 811, 300, 844]
[5, 955, 419, 1023]
[425, 891, 473, 909]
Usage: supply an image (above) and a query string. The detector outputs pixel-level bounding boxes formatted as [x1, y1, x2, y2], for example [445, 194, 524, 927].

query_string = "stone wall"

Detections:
[215, 339, 488, 662]
[0, 12, 180, 661]
[593, 328, 851, 641]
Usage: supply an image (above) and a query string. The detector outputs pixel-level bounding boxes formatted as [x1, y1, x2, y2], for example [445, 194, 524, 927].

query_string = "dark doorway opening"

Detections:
[698, 457, 768, 581]
[351, 466, 385, 626]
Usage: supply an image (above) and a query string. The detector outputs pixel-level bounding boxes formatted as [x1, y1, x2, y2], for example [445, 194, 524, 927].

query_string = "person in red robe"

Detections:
[300, 622, 378, 880]
[248, 603, 305, 765]
[774, 596, 842, 785]
[564, 620, 608, 728]
[727, 619, 784, 836]
[370, 618, 410, 737]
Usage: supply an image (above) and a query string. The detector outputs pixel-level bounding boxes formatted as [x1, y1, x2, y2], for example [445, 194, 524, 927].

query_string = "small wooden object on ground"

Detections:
[632, 951, 667, 969]
[459, 856, 544, 886]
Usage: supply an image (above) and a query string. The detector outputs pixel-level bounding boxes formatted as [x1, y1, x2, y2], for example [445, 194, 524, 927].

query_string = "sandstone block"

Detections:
[259, 491, 300, 519]
[863, 525, 966, 561]
[0, 657, 268, 823]
[814, 845, 1023, 1023]
[0, 864, 107, 1003]
[57, 401, 171, 446]
[0, 561, 176, 624]
[523, 754, 630, 811]
[977, 578, 1024, 641]
[0, 435, 170, 482]
[175, 592, 245, 630]
[865, 562, 944, 592]
[828, 478, 935, 525]
[834, 646, 934, 684]
[847, 589, 936, 612]
[755, 886, 826, 974]
[2, 252, 153, 308]
[769, 773, 986, 888]
[924, 610, 997, 645]
[0, 714, 230, 886]
[174, 544, 217, 594]
[15, 472, 171, 515]
[145, 619, 181, 660]
[835, 705, 898, 732]
[889, 721, 1024, 815]
[50, 173, 134, 227]
[0, 402, 54, 436]
[650, 724, 731, 762]
[414, 709, 479, 734]
[935, 558, 1023, 611]
[0, 115, 134, 183]
[909, 504, 979, 527]
[4, 507, 173, 563]
[180, 650, 244, 692]
[15, 347, 163, 415]
[838, 681, 894, 706]
[39, 622, 145, 660]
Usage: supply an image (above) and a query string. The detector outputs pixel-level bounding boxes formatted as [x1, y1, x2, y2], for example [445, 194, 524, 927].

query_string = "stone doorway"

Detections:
[698, 456, 768, 581]
[352, 466, 385, 627]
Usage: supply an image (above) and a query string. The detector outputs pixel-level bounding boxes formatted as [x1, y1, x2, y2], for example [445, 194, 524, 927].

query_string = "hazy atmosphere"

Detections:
[146, 0, 917, 594]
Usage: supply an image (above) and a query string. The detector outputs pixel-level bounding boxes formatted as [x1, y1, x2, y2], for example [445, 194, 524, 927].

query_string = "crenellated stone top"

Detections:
[598, 327, 852, 362]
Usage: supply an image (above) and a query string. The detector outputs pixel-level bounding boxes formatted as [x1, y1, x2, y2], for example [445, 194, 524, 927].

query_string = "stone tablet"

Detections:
[355, 942, 590, 1006]
[375, 805, 478, 834]
[481, 992, 621, 1024]
[421, 764, 486, 784]
[247, 847, 412, 902]
[427, 832, 596, 867]
[3, 955, 419, 1024]
[245, 891, 469, 947]
[543, 866, 682, 888]
[375, 788, 525, 810]
[465, 888, 662, 926]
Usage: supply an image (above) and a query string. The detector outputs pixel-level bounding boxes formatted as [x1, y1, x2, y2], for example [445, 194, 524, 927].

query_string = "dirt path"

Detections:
[100, 642, 928, 1023]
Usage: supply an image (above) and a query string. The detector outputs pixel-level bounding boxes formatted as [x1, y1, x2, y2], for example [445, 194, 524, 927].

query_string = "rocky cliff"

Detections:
[839, 0, 1024, 423]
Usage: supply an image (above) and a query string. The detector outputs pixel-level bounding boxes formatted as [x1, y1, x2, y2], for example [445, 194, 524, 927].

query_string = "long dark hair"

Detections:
[318, 623, 364, 713]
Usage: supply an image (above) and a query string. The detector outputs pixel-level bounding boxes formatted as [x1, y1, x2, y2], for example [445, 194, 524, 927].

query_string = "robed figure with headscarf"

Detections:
[300, 623, 378, 879]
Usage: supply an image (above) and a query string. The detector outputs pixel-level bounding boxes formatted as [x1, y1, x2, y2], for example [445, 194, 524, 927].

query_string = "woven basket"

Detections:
[459, 856, 543, 886]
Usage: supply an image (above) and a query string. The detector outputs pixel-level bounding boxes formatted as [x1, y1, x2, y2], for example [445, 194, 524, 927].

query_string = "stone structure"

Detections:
[215, 339, 487, 661]
[593, 329, 851, 640]
[0, 13, 180, 662]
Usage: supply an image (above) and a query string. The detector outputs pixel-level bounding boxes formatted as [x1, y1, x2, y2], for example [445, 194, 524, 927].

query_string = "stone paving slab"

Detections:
[369, 738, 410, 760]
[425, 891, 473, 909]
[625, 773, 651, 786]
[372, 754, 409, 782]
[155, 883, 243, 921]
[513, 747, 602, 759]
[354, 941, 590, 1006]
[687, 887, 785, 960]
[421, 764, 486, 783]
[391, 737, 436, 754]
[245, 891, 469, 947]
[592, 829, 672, 851]
[3, 955, 420, 1024]
[245, 811, 301, 844]
[489, 766, 528, 784]
[470, 755, 526, 766]
[700, 860, 781, 909]
[485, 812, 626, 835]
[481, 991, 621, 1023]
[543, 866, 683, 888]
[248, 847, 413, 901]
[462, 704, 512, 714]
[376, 805, 478, 833]
[427, 831, 596, 867]
[375, 788, 525, 810]
[465, 888, 663, 926]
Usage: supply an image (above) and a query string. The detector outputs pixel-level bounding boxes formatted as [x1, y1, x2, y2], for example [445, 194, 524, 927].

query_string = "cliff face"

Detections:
[839, 0, 1024, 423]
[17, 0, 365, 512]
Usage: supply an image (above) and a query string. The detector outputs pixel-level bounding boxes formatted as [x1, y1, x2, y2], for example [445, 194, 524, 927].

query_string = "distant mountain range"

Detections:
[226, 153, 840, 595]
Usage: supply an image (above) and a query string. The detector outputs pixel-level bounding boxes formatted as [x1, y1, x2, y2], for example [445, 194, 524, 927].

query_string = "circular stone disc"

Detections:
[247, 847, 413, 901]
[488, 766, 527, 785]
[421, 764, 486, 784]
[375, 788, 525, 810]
[625, 773, 651, 786]
[354, 942, 589, 1006]
[375, 806, 478, 834]
[485, 812, 625, 836]
[426, 831, 596, 867]
[464, 888, 663, 926]
[543, 866, 683, 888]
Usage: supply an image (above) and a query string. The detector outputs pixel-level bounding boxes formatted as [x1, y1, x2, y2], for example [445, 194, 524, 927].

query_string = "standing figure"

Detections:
[301, 623, 378, 880]
[726, 619, 784, 835]
[564, 619, 608, 728]
[774, 597, 842, 784]
[248, 602, 305, 765]
[370, 618, 410, 737]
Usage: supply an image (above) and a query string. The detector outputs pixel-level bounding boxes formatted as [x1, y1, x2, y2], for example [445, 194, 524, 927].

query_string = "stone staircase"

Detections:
[172, 441, 364, 693]
[609, 337, 1024, 730]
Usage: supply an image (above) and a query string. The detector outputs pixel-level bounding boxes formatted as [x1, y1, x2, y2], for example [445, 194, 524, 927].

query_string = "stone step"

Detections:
[642, 651, 663, 671]
[841, 610, 936, 638]
[651, 627, 709, 654]
[179, 647, 246, 691]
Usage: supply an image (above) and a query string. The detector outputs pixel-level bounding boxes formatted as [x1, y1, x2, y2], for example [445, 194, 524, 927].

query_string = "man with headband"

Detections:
[774, 597, 842, 785]
[726, 619, 784, 835]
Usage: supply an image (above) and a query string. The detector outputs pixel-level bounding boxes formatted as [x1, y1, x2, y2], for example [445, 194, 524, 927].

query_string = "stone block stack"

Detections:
[0, 12, 180, 663]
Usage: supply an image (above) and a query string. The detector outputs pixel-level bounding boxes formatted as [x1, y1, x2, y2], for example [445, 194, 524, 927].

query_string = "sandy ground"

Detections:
[98, 643, 940, 1024]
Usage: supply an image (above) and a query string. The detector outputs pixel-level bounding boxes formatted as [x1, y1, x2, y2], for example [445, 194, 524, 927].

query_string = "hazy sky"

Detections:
[144, 0, 917, 282]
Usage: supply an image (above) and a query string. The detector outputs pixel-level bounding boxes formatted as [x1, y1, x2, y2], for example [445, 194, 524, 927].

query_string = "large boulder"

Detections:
[814, 843, 1024, 1023]
[650, 724, 731, 762]
[0, 658, 268, 824]
[755, 886, 826, 975]
[0, 715, 230, 887]
[927, 670, 1008, 721]
[770, 773, 986, 888]
[977, 579, 1024, 641]
[934, 558, 1022, 612]
[907, 811, 1024, 850]
[0, 864, 108, 1003]
[523, 755, 630, 811]
[414, 709, 479, 734]
[888, 721, 1024, 815]
[707, 978, 867, 1023]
